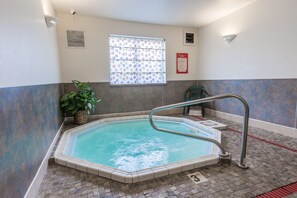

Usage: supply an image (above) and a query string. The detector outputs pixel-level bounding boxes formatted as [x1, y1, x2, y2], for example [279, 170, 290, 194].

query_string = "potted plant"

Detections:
[60, 80, 102, 124]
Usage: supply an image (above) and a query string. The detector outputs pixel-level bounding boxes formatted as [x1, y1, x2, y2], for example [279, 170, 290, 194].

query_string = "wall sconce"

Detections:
[222, 34, 237, 42]
[45, 15, 59, 28]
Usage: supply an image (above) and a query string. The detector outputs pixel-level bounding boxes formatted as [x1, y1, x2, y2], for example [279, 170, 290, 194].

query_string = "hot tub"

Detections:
[54, 115, 221, 183]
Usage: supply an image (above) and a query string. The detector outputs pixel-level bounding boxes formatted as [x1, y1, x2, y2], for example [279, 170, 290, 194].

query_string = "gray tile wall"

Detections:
[63, 79, 297, 128]
[0, 84, 64, 197]
[198, 79, 297, 128]
[63, 81, 197, 114]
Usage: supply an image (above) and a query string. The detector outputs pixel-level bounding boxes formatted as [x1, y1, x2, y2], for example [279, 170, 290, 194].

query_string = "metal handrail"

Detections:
[149, 93, 249, 169]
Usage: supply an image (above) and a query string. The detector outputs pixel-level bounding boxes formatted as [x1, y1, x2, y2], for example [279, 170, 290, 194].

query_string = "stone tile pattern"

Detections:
[63, 81, 197, 115]
[38, 115, 297, 198]
[209, 117, 297, 151]
[0, 84, 64, 197]
[198, 79, 297, 128]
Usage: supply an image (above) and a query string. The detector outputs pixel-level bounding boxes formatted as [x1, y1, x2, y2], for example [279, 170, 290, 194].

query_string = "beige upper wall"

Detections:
[0, 0, 61, 88]
[2, 0, 293, 88]
[197, 0, 297, 80]
[57, 14, 198, 83]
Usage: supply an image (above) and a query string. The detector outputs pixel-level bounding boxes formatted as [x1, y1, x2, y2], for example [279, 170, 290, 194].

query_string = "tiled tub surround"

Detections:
[198, 79, 297, 128]
[54, 115, 221, 183]
[0, 84, 64, 198]
[63, 80, 197, 115]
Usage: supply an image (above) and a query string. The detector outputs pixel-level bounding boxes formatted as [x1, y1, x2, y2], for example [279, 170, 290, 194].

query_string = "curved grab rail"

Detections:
[149, 116, 228, 156]
[149, 93, 249, 169]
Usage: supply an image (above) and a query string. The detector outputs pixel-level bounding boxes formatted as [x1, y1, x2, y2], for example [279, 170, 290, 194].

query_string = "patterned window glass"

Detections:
[109, 35, 166, 85]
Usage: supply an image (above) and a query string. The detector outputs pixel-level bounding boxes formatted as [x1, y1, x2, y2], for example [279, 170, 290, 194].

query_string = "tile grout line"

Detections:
[227, 127, 297, 153]
[295, 100, 297, 128]
[190, 116, 297, 153]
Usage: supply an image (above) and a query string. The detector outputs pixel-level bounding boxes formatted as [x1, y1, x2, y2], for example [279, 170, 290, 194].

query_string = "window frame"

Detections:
[109, 34, 167, 86]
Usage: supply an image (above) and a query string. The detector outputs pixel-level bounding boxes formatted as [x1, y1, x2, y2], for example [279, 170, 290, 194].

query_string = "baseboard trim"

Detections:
[205, 108, 297, 138]
[24, 120, 65, 198]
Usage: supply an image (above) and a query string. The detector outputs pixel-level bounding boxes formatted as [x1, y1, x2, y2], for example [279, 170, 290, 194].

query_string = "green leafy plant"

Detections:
[60, 80, 102, 115]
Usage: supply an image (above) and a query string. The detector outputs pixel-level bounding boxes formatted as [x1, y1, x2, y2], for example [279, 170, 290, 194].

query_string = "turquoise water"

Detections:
[65, 119, 214, 172]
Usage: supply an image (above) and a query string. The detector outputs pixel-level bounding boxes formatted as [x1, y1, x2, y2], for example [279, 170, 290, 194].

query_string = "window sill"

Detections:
[109, 83, 167, 87]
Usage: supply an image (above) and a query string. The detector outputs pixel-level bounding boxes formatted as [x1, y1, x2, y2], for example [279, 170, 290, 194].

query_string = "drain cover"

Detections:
[187, 172, 208, 184]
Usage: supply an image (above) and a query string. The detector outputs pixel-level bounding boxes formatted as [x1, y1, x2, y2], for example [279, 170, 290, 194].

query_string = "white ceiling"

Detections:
[51, 0, 257, 27]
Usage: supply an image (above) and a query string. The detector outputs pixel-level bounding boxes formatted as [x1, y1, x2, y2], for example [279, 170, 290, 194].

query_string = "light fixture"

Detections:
[45, 15, 59, 28]
[222, 34, 237, 42]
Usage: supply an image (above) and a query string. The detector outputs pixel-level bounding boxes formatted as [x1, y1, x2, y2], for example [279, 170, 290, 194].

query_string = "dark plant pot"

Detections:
[74, 110, 88, 125]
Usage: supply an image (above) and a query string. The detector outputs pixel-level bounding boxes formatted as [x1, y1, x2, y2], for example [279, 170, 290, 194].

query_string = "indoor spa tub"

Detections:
[54, 115, 221, 183]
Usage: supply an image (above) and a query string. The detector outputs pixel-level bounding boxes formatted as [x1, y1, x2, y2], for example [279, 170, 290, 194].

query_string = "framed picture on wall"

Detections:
[183, 31, 195, 46]
[66, 30, 85, 48]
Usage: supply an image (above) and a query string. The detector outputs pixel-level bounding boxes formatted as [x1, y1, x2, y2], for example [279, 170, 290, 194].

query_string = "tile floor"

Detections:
[38, 115, 297, 198]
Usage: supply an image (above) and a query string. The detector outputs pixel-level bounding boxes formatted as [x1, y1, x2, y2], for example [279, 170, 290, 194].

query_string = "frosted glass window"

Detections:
[109, 35, 166, 85]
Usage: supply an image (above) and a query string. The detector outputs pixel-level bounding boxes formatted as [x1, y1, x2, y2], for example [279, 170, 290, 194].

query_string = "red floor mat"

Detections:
[254, 182, 297, 197]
